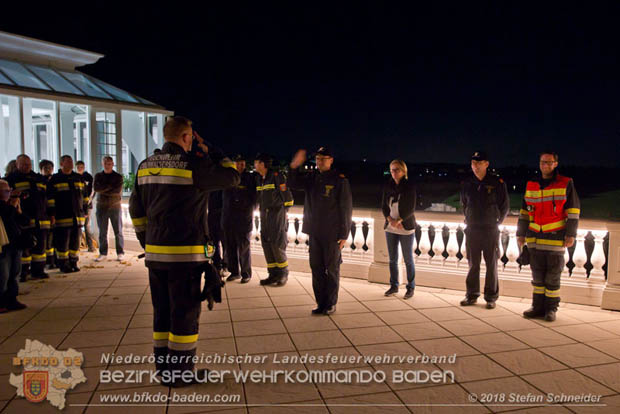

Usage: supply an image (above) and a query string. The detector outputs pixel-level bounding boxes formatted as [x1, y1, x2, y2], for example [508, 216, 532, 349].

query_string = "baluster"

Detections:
[287, 216, 296, 246]
[349, 221, 357, 250]
[460, 227, 467, 262]
[505, 229, 520, 270]
[353, 222, 365, 254]
[590, 231, 607, 275]
[445, 224, 460, 266]
[417, 223, 431, 262]
[362, 221, 370, 252]
[431, 223, 445, 265]
[294, 217, 300, 245]
[572, 231, 588, 275]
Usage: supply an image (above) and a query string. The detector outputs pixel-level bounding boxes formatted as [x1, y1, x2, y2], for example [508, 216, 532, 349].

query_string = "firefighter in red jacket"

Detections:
[129, 116, 239, 387]
[517, 151, 580, 322]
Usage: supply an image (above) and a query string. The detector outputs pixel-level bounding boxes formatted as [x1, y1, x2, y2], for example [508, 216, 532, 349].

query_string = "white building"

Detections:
[0, 31, 172, 177]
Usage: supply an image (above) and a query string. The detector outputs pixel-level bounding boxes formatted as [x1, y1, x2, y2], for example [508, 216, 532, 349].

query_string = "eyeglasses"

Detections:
[390, 168, 401, 172]
[315, 156, 332, 161]
[540, 161, 556, 165]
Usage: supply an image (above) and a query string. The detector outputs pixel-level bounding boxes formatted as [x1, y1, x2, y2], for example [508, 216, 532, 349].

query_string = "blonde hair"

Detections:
[390, 159, 408, 179]
[164, 116, 192, 140]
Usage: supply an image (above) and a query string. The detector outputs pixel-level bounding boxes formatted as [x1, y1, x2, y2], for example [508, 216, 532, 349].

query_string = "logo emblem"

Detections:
[324, 185, 334, 197]
[24, 371, 48, 403]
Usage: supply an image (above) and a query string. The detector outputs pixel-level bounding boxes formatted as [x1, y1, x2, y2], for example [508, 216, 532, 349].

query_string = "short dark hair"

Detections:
[102, 156, 114, 163]
[39, 159, 54, 170]
[16, 154, 30, 161]
[60, 155, 73, 163]
[163, 116, 192, 140]
[540, 150, 559, 162]
[76, 160, 85, 166]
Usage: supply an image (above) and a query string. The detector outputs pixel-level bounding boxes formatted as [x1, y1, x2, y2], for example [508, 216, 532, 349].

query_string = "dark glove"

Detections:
[517, 246, 530, 267]
[200, 262, 224, 310]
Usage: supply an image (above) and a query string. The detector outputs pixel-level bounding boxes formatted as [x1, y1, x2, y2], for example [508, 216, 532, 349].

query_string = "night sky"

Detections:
[2, 2, 620, 167]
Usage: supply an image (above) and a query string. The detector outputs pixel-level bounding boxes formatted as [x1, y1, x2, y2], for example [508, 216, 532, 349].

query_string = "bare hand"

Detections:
[564, 236, 576, 248]
[290, 149, 307, 169]
[517, 236, 526, 248]
[338, 239, 346, 250]
[193, 131, 209, 153]
[395, 221, 404, 230]
[50, 216, 55, 226]
[8, 193, 19, 208]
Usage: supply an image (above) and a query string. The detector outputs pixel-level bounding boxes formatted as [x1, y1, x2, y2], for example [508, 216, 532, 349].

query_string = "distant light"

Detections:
[513, 185, 516, 190]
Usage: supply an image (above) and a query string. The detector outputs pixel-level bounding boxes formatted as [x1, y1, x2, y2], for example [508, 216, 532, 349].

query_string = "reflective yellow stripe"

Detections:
[138, 168, 192, 178]
[519, 209, 529, 216]
[565, 208, 580, 214]
[545, 288, 560, 298]
[257, 184, 276, 191]
[39, 220, 51, 226]
[533, 286, 545, 294]
[36, 183, 46, 190]
[529, 219, 566, 232]
[535, 239, 564, 246]
[145, 244, 204, 254]
[32, 253, 46, 259]
[69, 250, 79, 254]
[153, 331, 169, 340]
[47, 199, 55, 206]
[57, 251, 69, 258]
[56, 218, 73, 224]
[75, 182, 84, 188]
[132, 217, 147, 226]
[267, 263, 277, 268]
[275, 261, 288, 268]
[168, 333, 198, 343]
[525, 190, 541, 198]
[54, 183, 69, 189]
[46, 248, 54, 254]
[220, 161, 235, 168]
[84, 197, 90, 202]
[21, 257, 32, 263]
[284, 200, 294, 207]
[15, 181, 29, 188]
[76, 217, 85, 224]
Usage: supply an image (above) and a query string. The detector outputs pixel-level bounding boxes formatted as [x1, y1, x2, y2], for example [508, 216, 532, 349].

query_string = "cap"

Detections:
[471, 151, 488, 161]
[315, 146, 333, 157]
[233, 154, 246, 162]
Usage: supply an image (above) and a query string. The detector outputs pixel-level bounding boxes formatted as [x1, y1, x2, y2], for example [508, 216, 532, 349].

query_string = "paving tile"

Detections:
[363, 299, 413, 312]
[303, 347, 367, 370]
[276, 305, 316, 319]
[419, 307, 474, 322]
[342, 326, 403, 346]
[480, 315, 541, 331]
[282, 316, 338, 333]
[506, 328, 576, 348]
[167, 378, 245, 413]
[375, 309, 429, 325]
[237, 333, 296, 354]
[569, 394, 620, 414]
[1, 333, 67, 354]
[438, 319, 498, 336]
[521, 369, 615, 397]
[586, 338, 620, 359]
[227, 297, 274, 310]
[356, 341, 420, 360]
[315, 366, 392, 399]
[460, 332, 530, 354]
[487, 349, 567, 375]
[270, 295, 316, 307]
[249, 401, 328, 414]
[392, 322, 453, 341]
[404, 294, 453, 309]
[330, 313, 385, 329]
[61, 329, 124, 349]
[233, 319, 286, 337]
[591, 319, 620, 336]
[230, 307, 279, 322]
[411, 337, 480, 357]
[461, 376, 547, 413]
[73, 316, 131, 332]
[325, 392, 410, 414]
[437, 354, 512, 382]
[538, 343, 618, 368]
[397, 384, 490, 414]
[577, 362, 620, 393]
[87, 386, 167, 413]
[290, 330, 351, 351]
[2, 390, 92, 413]
[15, 318, 79, 335]
[550, 324, 619, 343]
[200, 310, 231, 323]
[244, 378, 321, 405]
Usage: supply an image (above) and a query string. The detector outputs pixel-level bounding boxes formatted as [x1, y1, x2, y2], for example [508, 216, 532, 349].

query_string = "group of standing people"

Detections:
[0, 154, 126, 313]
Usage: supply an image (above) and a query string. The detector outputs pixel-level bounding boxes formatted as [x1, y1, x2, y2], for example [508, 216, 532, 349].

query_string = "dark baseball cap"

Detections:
[315, 147, 333, 157]
[471, 151, 489, 161]
[233, 154, 246, 161]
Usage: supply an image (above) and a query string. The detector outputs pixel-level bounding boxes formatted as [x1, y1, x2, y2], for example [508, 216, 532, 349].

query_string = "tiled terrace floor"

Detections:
[2, 251, 620, 413]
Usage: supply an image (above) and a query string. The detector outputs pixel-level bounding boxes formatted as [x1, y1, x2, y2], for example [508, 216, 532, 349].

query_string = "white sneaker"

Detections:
[117, 254, 125, 261]
[94, 255, 107, 262]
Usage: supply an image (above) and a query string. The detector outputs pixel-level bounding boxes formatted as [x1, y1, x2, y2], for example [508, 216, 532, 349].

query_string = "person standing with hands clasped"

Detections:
[288, 147, 352, 315]
[382, 160, 417, 299]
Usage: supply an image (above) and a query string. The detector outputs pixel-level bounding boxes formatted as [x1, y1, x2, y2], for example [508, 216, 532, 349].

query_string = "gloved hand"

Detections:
[200, 262, 224, 310]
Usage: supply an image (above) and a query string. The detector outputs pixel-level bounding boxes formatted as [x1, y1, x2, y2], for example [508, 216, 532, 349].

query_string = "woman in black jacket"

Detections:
[381, 160, 417, 299]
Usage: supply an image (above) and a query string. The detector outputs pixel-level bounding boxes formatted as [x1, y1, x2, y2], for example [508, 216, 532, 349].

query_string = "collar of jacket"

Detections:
[469, 172, 495, 184]
[535, 169, 558, 185]
[318, 168, 338, 178]
[161, 141, 187, 154]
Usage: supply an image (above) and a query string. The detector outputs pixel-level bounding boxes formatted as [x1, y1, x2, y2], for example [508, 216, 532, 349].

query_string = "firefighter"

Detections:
[254, 153, 293, 286]
[39, 160, 56, 269]
[5, 154, 50, 280]
[288, 147, 352, 315]
[517, 151, 580, 322]
[459, 151, 509, 309]
[129, 116, 239, 387]
[222, 155, 257, 283]
[47, 155, 87, 273]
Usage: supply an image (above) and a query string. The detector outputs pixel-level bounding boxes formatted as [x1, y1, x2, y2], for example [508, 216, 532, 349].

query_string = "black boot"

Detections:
[523, 293, 546, 319]
[545, 297, 559, 322]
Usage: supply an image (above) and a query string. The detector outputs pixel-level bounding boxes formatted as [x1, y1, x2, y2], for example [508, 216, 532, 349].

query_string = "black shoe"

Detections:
[486, 301, 496, 309]
[240, 276, 251, 284]
[311, 307, 324, 315]
[226, 274, 241, 282]
[275, 276, 288, 286]
[384, 286, 398, 296]
[71, 265, 80, 272]
[60, 265, 73, 274]
[259, 276, 275, 286]
[404, 288, 414, 300]
[544, 309, 557, 322]
[6, 300, 27, 311]
[31, 272, 49, 279]
[460, 297, 477, 306]
[523, 307, 545, 319]
[19, 272, 30, 282]
[323, 305, 336, 315]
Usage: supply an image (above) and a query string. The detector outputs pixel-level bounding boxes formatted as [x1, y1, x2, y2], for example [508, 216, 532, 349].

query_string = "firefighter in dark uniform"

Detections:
[459, 151, 509, 309]
[518, 151, 580, 322]
[254, 153, 293, 286]
[47, 155, 87, 273]
[288, 147, 353, 315]
[5, 154, 51, 280]
[39, 160, 56, 269]
[222, 155, 257, 283]
[208, 190, 227, 274]
[129, 116, 239, 387]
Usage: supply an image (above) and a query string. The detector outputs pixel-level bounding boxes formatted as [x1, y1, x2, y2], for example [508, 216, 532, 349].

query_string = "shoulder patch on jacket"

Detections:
[279, 183, 287, 191]
[499, 178, 504, 183]
[339, 174, 345, 178]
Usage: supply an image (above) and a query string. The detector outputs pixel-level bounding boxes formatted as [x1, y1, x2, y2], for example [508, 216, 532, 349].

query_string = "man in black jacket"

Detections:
[288, 147, 353, 315]
[459, 151, 509, 309]
[0, 179, 30, 312]
[5, 154, 50, 280]
[222, 155, 257, 283]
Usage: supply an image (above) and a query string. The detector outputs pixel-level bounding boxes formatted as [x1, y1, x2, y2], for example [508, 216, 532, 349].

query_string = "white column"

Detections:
[602, 223, 620, 310]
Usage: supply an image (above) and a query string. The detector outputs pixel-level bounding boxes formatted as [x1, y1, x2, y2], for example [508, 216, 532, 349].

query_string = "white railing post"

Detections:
[602, 222, 620, 311]
[445, 224, 460, 266]
[417, 223, 432, 263]
[368, 210, 390, 284]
